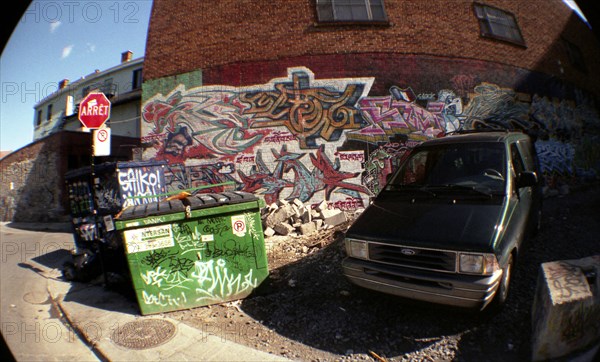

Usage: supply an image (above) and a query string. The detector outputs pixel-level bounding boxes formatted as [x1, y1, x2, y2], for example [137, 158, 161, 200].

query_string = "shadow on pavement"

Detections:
[6, 222, 72, 233]
[31, 243, 140, 315]
[32, 249, 71, 270]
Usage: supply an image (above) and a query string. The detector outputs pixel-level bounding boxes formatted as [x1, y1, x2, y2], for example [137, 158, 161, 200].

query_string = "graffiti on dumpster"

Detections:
[118, 166, 165, 207]
[191, 257, 258, 304]
[142, 290, 188, 307]
[128, 213, 268, 314]
[141, 266, 193, 290]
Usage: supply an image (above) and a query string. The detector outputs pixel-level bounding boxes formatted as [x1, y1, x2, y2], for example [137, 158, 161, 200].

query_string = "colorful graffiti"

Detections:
[142, 67, 600, 207]
[241, 70, 370, 148]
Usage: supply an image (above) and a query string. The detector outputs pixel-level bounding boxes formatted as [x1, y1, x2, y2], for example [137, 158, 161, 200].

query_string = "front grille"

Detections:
[368, 242, 457, 272]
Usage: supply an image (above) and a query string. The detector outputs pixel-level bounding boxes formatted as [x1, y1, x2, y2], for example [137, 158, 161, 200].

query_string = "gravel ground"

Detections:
[169, 185, 600, 361]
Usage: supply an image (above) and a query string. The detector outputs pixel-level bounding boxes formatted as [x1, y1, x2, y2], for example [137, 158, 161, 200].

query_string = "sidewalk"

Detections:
[48, 279, 286, 361]
[47, 275, 289, 361]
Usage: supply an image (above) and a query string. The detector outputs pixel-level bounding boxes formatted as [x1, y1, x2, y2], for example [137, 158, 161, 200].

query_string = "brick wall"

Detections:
[145, 0, 600, 96]
[140, 0, 600, 209]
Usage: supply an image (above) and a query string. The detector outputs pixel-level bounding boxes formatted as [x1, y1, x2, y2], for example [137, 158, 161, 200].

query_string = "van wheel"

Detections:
[489, 253, 514, 311]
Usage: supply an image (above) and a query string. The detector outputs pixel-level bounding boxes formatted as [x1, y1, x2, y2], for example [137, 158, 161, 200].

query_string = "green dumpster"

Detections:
[114, 191, 268, 315]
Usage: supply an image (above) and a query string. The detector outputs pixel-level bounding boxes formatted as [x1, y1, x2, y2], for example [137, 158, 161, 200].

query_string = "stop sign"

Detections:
[78, 92, 111, 129]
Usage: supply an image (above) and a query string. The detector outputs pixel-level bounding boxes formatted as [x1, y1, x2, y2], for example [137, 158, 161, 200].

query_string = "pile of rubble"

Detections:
[261, 199, 359, 237]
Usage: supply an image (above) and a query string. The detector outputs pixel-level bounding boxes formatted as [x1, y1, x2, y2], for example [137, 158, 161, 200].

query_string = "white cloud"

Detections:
[49, 21, 61, 33]
[61, 45, 74, 59]
[86, 43, 96, 52]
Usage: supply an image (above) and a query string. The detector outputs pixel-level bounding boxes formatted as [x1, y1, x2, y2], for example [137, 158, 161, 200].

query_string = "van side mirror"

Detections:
[517, 171, 538, 188]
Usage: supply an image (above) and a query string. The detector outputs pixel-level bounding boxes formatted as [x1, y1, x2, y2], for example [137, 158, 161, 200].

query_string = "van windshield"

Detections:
[386, 142, 506, 195]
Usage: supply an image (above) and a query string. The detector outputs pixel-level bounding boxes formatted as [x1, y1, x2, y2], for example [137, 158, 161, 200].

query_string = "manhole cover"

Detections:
[111, 319, 176, 350]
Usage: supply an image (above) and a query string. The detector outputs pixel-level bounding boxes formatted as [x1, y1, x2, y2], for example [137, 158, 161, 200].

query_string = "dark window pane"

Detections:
[474, 3, 524, 45]
[316, 0, 334, 22]
[317, 0, 387, 23]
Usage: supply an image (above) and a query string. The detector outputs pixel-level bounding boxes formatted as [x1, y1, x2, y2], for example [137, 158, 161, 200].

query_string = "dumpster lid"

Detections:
[116, 191, 258, 221]
[184, 191, 258, 210]
[117, 199, 186, 220]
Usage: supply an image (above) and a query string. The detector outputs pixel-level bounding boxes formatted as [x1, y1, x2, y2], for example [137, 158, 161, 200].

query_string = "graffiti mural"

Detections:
[241, 70, 370, 148]
[142, 67, 600, 205]
[142, 68, 375, 208]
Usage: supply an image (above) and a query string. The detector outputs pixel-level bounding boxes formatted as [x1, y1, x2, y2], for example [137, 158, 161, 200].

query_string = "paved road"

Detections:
[0, 223, 100, 361]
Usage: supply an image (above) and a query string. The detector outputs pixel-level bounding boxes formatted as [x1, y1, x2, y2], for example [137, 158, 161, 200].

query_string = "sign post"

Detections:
[78, 92, 112, 214]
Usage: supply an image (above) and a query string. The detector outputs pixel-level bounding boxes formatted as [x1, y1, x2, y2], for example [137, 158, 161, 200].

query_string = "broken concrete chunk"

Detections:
[299, 222, 317, 235]
[263, 227, 276, 237]
[264, 204, 296, 228]
[317, 200, 328, 213]
[301, 209, 312, 224]
[320, 209, 348, 226]
[273, 222, 295, 236]
[315, 219, 323, 229]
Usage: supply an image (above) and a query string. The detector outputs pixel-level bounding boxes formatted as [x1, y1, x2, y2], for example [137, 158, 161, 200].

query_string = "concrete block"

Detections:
[263, 227, 276, 237]
[299, 222, 317, 235]
[321, 209, 347, 227]
[531, 255, 600, 361]
[315, 219, 323, 230]
[300, 208, 312, 224]
[292, 204, 301, 218]
[264, 204, 295, 229]
[273, 222, 294, 236]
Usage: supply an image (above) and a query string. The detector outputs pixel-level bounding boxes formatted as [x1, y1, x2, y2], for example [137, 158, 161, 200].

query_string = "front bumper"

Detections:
[342, 257, 503, 310]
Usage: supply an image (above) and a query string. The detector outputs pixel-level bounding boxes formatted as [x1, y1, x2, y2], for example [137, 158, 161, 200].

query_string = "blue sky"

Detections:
[1, 0, 153, 152]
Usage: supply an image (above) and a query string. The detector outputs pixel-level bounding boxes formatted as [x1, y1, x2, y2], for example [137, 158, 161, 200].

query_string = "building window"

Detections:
[473, 3, 525, 46]
[316, 0, 387, 23]
[46, 104, 52, 122]
[132, 68, 143, 90]
[36, 110, 42, 126]
[564, 39, 587, 73]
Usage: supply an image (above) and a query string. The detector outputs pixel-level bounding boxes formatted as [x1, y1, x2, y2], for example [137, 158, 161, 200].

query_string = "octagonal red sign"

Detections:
[78, 92, 111, 129]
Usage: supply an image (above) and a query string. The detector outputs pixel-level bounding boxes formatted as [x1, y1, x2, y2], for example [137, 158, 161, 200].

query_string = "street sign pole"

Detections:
[78, 92, 112, 216]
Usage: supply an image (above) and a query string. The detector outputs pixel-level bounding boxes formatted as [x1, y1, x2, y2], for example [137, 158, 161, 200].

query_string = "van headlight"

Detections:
[345, 238, 368, 259]
[459, 253, 500, 275]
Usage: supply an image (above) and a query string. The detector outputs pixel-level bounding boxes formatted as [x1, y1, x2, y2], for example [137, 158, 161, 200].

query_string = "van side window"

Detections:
[516, 140, 534, 171]
[510, 144, 525, 175]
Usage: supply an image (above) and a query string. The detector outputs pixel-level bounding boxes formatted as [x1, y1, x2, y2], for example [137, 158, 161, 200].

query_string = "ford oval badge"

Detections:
[401, 248, 416, 256]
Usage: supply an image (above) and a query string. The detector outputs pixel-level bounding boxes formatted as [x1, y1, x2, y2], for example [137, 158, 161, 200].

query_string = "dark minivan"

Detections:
[342, 131, 542, 310]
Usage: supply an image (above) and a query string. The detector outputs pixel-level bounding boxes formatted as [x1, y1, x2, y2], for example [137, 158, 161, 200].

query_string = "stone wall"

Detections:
[0, 131, 140, 222]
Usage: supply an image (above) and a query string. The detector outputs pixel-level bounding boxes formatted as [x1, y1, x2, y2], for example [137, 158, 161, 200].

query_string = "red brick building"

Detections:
[142, 0, 600, 208]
